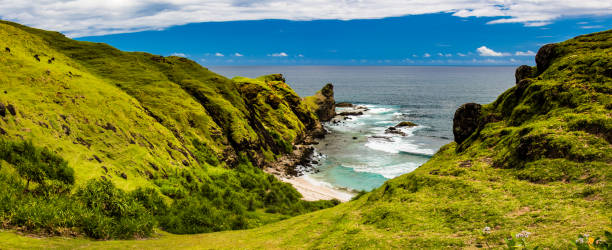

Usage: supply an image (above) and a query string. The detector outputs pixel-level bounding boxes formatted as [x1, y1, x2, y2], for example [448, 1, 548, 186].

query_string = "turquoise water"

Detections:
[211, 66, 515, 191]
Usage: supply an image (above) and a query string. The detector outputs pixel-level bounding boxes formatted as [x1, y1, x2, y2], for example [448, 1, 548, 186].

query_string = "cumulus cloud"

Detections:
[0, 0, 610, 37]
[268, 52, 288, 57]
[423, 53, 431, 58]
[234, 52, 244, 57]
[515, 50, 536, 56]
[171, 52, 186, 57]
[215, 52, 224, 57]
[477, 46, 509, 56]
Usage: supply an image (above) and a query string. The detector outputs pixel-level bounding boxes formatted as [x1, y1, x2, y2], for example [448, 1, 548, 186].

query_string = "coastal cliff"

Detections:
[0, 20, 610, 249]
[0, 20, 338, 238]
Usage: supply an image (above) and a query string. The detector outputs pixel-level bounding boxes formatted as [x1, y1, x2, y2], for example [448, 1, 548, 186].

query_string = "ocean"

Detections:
[210, 66, 516, 191]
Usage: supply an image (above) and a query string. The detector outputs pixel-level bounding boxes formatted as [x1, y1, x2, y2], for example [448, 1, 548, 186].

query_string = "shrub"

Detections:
[0, 140, 74, 190]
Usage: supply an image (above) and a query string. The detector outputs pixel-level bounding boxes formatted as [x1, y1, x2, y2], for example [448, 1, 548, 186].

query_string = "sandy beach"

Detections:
[280, 175, 354, 202]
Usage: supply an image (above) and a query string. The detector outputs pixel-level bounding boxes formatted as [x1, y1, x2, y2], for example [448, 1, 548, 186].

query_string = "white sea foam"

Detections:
[348, 162, 421, 179]
[364, 135, 435, 156]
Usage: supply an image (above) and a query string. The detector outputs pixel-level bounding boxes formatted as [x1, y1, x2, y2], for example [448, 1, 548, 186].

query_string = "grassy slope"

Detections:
[0, 25, 610, 248]
[0, 20, 336, 236]
[0, 20, 320, 189]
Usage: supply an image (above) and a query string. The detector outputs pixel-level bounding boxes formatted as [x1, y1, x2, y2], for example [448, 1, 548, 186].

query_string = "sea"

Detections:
[210, 66, 516, 192]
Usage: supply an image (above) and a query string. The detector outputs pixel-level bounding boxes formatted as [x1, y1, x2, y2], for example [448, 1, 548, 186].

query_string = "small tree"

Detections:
[0, 140, 74, 191]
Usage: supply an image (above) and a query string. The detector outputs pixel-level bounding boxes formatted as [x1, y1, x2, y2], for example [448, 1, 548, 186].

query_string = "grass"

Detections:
[0, 19, 337, 239]
[0, 21, 610, 248]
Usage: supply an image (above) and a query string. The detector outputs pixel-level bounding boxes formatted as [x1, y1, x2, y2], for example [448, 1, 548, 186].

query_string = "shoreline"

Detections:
[265, 103, 370, 202]
[280, 175, 354, 202]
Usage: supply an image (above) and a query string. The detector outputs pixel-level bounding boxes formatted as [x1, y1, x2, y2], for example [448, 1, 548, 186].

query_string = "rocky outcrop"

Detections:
[317, 84, 336, 121]
[385, 127, 407, 136]
[337, 111, 363, 116]
[336, 102, 353, 107]
[536, 44, 557, 74]
[395, 121, 417, 127]
[305, 84, 336, 122]
[515, 65, 533, 84]
[452, 103, 482, 144]
[6, 104, 15, 116]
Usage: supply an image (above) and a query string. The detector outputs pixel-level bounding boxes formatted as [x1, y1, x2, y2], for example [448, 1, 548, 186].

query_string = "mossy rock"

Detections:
[395, 121, 417, 127]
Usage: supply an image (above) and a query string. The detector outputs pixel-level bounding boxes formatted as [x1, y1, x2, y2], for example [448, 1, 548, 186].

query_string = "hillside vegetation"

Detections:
[0, 23, 610, 249]
[0, 20, 337, 239]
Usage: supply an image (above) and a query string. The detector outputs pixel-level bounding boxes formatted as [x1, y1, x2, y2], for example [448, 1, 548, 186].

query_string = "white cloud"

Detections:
[1, 0, 610, 37]
[297, 54, 304, 57]
[423, 53, 431, 58]
[268, 52, 288, 57]
[581, 25, 604, 29]
[515, 50, 536, 56]
[215, 52, 224, 57]
[234, 52, 244, 57]
[477, 46, 509, 56]
[457, 53, 467, 57]
[171, 52, 186, 57]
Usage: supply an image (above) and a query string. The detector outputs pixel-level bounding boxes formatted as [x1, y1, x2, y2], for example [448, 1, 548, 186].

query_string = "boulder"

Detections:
[453, 103, 482, 144]
[385, 126, 407, 136]
[338, 111, 363, 116]
[395, 121, 417, 127]
[535, 44, 557, 74]
[336, 102, 353, 107]
[7, 104, 15, 116]
[515, 65, 533, 84]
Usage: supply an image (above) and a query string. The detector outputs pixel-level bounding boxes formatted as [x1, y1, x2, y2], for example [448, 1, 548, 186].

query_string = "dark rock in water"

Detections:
[385, 126, 407, 136]
[120, 172, 127, 179]
[453, 103, 482, 144]
[0, 103, 5, 117]
[336, 102, 353, 107]
[515, 65, 534, 84]
[338, 111, 363, 116]
[395, 121, 417, 127]
[7, 104, 16, 116]
[352, 136, 358, 140]
[536, 44, 557, 74]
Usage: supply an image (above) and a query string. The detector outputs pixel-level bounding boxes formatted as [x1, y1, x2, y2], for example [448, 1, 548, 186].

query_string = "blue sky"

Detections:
[77, 14, 611, 65]
[2, 1, 610, 65]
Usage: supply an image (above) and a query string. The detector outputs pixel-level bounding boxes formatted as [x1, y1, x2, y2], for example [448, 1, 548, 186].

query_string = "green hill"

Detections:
[0, 22, 611, 249]
[0, 20, 337, 239]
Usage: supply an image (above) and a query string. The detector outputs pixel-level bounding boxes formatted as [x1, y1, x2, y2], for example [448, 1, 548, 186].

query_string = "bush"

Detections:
[76, 179, 155, 239]
[0, 140, 74, 189]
